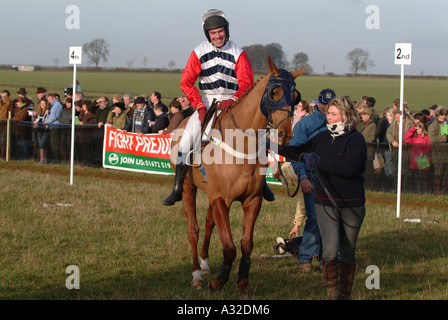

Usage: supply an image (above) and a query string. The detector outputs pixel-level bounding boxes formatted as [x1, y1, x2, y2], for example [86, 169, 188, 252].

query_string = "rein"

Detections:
[277, 152, 358, 227]
[225, 73, 296, 135]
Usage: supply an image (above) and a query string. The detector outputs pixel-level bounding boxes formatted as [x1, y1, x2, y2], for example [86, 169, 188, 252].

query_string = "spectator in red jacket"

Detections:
[404, 122, 432, 193]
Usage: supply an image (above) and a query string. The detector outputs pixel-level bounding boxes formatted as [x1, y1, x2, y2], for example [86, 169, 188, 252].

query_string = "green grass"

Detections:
[1, 69, 448, 300]
[1, 70, 447, 113]
[0, 160, 447, 300]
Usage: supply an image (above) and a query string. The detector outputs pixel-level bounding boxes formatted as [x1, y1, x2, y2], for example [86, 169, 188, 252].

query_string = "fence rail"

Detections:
[1, 119, 447, 195]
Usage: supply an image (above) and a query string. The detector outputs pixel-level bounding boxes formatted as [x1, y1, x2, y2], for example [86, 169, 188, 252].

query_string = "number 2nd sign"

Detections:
[395, 43, 412, 65]
[69, 46, 82, 65]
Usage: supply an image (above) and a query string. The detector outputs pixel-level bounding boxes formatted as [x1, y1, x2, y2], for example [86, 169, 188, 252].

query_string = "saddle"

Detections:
[201, 99, 220, 137]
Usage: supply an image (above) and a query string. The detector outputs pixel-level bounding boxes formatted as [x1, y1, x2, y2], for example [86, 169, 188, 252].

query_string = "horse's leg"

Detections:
[238, 196, 263, 298]
[199, 204, 214, 275]
[182, 176, 203, 289]
[208, 197, 236, 291]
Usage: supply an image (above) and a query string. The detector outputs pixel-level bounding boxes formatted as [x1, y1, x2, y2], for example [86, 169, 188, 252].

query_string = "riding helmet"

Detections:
[201, 9, 230, 43]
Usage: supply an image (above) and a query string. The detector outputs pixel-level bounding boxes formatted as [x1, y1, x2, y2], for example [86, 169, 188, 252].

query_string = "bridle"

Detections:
[261, 70, 296, 130]
[225, 70, 297, 136]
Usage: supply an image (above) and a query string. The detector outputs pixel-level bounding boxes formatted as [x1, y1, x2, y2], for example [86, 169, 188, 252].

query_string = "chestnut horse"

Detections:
[170, 57, 306, 297]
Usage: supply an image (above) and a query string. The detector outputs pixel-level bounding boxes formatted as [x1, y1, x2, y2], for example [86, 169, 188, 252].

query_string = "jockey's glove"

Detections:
[217, 99, 235, 112]
[197, 104, 206, 124]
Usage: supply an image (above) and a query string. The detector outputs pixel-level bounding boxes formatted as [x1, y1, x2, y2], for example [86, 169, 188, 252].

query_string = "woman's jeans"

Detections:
[315, 204, 365, 263]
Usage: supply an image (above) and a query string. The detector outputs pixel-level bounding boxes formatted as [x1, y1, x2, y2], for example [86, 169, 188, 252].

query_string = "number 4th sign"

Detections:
[69, 46, 82, 65]
[395, 43, 412, 65]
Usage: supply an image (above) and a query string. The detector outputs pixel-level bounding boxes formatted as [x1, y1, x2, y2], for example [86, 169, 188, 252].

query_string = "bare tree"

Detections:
[142, 57, 148, 68]
[346, 48, 375, 76]
[82, 38, 110, 69]
[168, 60, 176, 69]
[126, 59, 134, 68]
[291, 52, 313, 74]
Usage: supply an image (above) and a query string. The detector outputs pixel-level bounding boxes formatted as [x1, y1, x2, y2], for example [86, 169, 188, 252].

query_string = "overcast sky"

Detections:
[1, 0, 447, 75]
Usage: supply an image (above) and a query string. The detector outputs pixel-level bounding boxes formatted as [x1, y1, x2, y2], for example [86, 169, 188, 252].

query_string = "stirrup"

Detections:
[186, 150, 201, 167]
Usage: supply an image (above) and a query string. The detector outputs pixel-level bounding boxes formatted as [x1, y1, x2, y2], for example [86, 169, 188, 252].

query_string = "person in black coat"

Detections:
[142, 104, 169, 134]
[275, 96, 367, 300]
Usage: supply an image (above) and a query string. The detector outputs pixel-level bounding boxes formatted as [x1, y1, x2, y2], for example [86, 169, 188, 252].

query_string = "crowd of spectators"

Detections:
[277, 95, 447, 195]
[1, 85, 447, 194]
[0, 85, 195, 165]
[352, 96, 447, 194]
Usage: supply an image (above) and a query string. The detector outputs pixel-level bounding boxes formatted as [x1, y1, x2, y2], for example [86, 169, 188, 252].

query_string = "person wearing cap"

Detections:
[357, 107, 378, 143]
[164, 9, 257, 206]
[91, 97, 111, 128]
[16, 88, 34, 112]
[32, 87, 47, 116]
[357, 107, 378, 189]
[428, 105, 448, 194]
[363, 96, 379, 124]
[12, 96, 32, 160]
[108, 102, 129, 130]
[123, 96, 155, 134]
[285, 88, 336, 274]
[428, 104, 438, 125]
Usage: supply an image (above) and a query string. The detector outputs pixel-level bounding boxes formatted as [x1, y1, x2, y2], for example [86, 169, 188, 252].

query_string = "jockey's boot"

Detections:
[262, 181, 275, 201]
[163, 163, 189, 206]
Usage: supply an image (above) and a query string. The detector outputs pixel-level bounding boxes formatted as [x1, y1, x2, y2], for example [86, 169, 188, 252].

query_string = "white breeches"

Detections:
[178, 94, 230, 158]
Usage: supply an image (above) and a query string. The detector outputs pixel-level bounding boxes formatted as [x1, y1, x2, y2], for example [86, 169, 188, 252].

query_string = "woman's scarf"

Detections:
[326, 120, 355, 140]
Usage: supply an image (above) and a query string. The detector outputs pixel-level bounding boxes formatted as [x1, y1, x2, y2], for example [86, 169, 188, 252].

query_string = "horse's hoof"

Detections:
[201, 268, 210, 276]
[208, 278, 224, 291]
[238, 279, 250, 299]
[191, 279, 204, 289]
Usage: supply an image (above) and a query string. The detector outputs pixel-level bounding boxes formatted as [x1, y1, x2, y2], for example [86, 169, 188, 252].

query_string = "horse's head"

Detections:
[261, 56, 307, 145]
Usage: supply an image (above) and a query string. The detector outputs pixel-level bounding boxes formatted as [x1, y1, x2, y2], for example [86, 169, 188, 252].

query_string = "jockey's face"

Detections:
[208, 27, 226, 48]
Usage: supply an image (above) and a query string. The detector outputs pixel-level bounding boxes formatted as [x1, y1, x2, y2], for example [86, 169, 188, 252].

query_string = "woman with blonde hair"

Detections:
[275, 96, 367, 300]
[34, 98, 50, 163]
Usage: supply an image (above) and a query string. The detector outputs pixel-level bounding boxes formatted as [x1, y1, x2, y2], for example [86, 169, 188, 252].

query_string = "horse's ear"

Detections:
[267, 56, 280, 76]
[291, 66, 308, 79]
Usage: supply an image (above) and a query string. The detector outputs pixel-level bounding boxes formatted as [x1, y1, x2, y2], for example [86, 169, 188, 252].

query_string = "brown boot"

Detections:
[322, 259, 339, 300]
[339, 261, 356, 300]
[298, 262, 312, 273]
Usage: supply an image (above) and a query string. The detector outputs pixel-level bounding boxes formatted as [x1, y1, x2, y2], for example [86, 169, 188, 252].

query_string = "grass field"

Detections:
[0, 160, 447, 300]
[1, 69, 447, 301]
[1, 69, 447, 113]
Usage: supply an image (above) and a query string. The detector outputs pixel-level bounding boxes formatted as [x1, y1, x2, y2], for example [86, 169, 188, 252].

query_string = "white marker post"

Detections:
[394, 43, 412, 218]
[69, 46, 82, 185]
